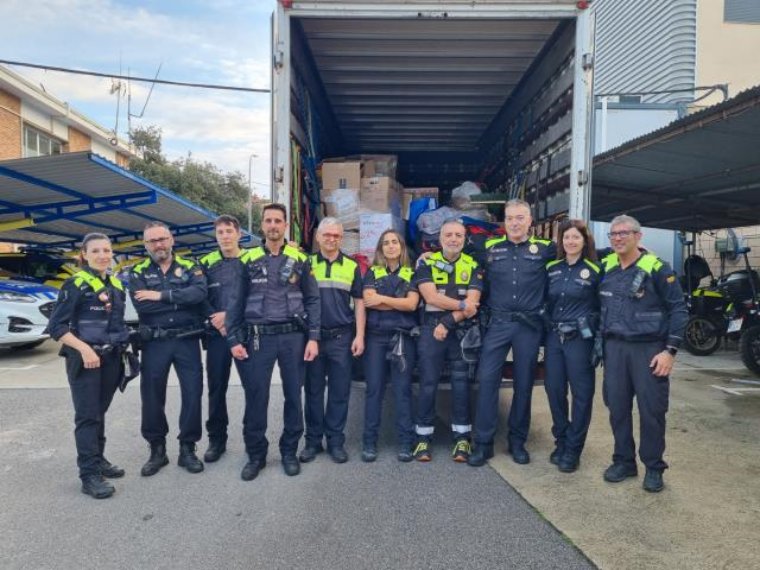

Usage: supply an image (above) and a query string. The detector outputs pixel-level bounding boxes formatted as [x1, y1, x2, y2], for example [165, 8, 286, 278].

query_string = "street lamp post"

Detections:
[247, 153, 257, 235]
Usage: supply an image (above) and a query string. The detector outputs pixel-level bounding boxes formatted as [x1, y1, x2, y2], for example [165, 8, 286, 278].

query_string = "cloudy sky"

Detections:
[1, 0, 273, 196]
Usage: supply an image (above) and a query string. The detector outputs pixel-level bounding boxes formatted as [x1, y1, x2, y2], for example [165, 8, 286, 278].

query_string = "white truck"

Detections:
[270, 0, 595, 228]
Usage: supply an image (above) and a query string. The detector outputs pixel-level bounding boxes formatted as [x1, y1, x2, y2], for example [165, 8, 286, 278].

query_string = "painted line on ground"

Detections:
[674, 367, 750, 371]
[0, 365, 39, 371]
[711, 385, 745, 396]
[730, 378, 760, 386]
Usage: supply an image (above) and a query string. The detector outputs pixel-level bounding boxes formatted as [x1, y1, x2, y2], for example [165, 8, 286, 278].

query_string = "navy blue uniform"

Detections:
[362, 265, 418, 449]
[599, 252, 687, 472]
[48, 267, 130, 479]
[129, 255, 207, 446]
[473, 235, 557, 449]
[199, 248, 246, 447]
[544, 257, 601, 461]
[305, 252, 363, 451]
[226, 244, 320, 461]
[415, 251, 483, 442]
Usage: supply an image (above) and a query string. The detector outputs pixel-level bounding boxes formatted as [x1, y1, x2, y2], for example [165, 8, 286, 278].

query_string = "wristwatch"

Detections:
[458, 300, 466, 311]
[666, 346, 678, 356]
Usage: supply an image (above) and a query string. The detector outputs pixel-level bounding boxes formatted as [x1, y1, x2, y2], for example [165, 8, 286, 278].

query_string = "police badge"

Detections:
[529, 244, 538, 254]
[580, 268, 590, 279]
[174, 267, 183, 278]
[460, 271, 469, 282]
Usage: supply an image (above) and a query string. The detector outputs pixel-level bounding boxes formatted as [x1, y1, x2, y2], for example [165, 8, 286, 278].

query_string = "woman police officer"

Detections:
[544, 219, 601, 473]
[361, 230, 420, 462]
[47, 233, 130, 498]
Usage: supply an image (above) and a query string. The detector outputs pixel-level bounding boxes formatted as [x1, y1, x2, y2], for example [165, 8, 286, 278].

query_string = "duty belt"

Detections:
[139, 325, 203, 341]
[552, 321, 579, 344]
[92, 344, 119, 355]
[489, 309, 542, 331]
[321, 325, 353, 339]
[247, 322, 300, 336]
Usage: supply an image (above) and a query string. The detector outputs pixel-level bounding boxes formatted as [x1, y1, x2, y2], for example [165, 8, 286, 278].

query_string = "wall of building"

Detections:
[695, 0, 760, 108]
[0, 89, 22, 159]
[594, 0, 697, 103]
[691, 227, 760, 281]
[67, 127, 91, 152]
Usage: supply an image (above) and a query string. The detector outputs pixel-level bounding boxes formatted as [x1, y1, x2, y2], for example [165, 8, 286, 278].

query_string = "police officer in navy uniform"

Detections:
[599, 215, 687, 493]
[227, 203, 320, 481]
[300, 217, 365, 464]
[130, 221, 208, 476]
[48, 233, 130, 499]
[414, 219, 483, 463]
[469, 199, 556, 467]
[198, 215, 247, 463]
[361, 229, 420, 462]
[544, 219, 601, 473]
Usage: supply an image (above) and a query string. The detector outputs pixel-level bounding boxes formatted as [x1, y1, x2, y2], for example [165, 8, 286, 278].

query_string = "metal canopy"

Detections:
[591, 85, 760, 232]
[0, 152, 228, 254]
[299, 17, 562, 153]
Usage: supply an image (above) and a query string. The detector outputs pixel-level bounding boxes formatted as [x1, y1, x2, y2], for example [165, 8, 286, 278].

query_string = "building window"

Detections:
[23, 125, 62, 157]
[725, 0, 760, 23]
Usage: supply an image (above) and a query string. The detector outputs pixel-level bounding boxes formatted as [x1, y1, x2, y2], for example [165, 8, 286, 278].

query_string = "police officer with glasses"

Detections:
[544, 219, 601, 473]
[301, 217, 365, 464]
[598, 215, 687, 493]
[48, 233, 130, 499]
[130, 221, 208, 477]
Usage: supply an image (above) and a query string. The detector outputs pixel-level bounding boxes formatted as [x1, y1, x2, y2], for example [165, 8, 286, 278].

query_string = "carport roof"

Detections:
[0, 152, 238, 254]
[591, 84, 760, 232]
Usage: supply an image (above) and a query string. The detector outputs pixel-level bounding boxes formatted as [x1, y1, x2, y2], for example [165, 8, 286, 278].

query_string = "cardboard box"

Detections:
[360, 176, 403, 216]
[359, 213, 404, 258]
[402, 187, 439, 219]
[321, 160, 362, 191]
[321, 187, 360, 219]
[348, 154, 398, 179]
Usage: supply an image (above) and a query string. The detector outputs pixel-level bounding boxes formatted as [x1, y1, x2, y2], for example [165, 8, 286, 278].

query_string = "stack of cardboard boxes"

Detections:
[320, 155, 404, 259]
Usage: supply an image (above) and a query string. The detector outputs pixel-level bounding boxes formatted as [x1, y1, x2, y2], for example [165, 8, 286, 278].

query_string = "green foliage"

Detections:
[128, 126, 257, 230]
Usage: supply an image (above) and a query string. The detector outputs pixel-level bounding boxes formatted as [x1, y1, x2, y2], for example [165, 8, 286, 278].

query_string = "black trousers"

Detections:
[140, 337, 204, 445]
[304, 332, 353, 448]
[603, 338, 669, 471]
[473, 319, 542, 447]
[238, 331, 306, 460]
[205, 333, 243, 444]
[66, 351, 121, 478]
[544, 331, 596, 458]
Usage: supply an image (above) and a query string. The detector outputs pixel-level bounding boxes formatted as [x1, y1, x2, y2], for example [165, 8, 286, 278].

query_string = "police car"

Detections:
[0, 278, 58, 350]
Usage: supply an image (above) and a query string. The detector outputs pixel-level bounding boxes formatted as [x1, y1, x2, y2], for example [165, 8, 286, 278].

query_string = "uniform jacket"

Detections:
[129, 254, 207, 329]
[599, 252, 687, 347]
[199, 248, 247, 316]
[363, 265, 418, 332]
[310, 251, 363, 330]
[546, 257, 601, 323]
[225, 243, 321, 346]
[48, 266, 130, 345]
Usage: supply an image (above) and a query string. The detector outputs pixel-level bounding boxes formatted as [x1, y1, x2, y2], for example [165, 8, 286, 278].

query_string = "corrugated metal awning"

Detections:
[0, 152, 239, 253]
[591, 84, 760, 232]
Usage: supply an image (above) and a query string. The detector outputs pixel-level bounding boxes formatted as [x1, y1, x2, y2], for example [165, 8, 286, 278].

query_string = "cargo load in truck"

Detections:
[271, 0, 595, 247]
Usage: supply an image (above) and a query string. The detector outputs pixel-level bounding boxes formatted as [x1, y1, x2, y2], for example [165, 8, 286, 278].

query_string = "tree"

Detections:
[128, 126, 257, 231]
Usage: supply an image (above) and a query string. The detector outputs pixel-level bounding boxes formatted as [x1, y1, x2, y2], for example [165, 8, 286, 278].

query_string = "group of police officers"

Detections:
[49, 198, 687, 499]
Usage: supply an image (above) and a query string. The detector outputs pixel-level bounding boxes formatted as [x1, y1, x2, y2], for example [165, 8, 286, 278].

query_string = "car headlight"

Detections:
[0, 291, 37, 303]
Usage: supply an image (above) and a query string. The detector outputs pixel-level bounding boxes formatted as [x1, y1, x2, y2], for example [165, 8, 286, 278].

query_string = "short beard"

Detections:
[149, 248, 172, 263]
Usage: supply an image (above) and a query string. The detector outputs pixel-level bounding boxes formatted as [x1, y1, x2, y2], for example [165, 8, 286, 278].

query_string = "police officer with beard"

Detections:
[199, 215, 247, 463]
[130, 221, 208, 477]
[599, 215, 687, 493]
[226, 203, 320, 481]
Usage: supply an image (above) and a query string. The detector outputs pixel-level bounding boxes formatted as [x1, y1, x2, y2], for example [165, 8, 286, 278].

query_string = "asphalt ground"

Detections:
[0, 342, 593, 570]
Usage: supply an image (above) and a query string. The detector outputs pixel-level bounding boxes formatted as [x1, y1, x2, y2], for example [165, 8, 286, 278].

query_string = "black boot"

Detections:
[101, 457, 125, 478]
[203, 441, 227, 463]
[141, 442, 169, 477]
[178, 442, 204, 474]
[81, 474, 115, 499]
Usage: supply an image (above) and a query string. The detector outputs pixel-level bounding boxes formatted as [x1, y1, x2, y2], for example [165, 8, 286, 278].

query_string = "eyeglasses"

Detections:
[145, 236, 171, 245]
[607, 230, 638, 239]
[321, 233, 342, 240]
